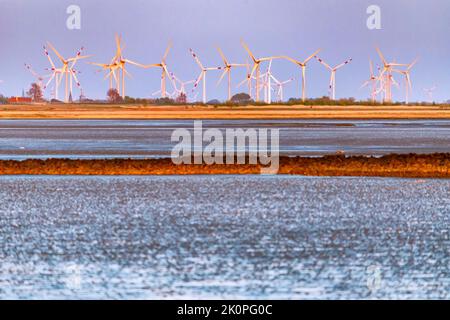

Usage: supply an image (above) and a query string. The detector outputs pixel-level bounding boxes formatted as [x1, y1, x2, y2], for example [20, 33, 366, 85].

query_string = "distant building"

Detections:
[8, 97, 32, 104]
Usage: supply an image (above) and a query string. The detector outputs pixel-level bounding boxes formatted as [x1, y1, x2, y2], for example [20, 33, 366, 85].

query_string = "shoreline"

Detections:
[1, 154, 450, 178]
[2, 104, 450, 120]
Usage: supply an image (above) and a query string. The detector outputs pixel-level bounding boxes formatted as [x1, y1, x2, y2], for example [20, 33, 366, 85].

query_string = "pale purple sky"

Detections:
[0, 0, 449, 102]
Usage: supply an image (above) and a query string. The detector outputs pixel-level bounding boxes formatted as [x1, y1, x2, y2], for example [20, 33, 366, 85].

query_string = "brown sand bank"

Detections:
[1, 154, 450, 178]
[2, 103, 450, 119]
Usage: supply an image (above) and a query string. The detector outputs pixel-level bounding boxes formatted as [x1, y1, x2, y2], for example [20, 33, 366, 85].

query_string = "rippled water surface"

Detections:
[0, 175, 449, 299]
[2, 119, 450, 159]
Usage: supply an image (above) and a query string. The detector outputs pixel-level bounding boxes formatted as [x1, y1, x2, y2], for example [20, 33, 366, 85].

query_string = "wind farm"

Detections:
[3, 0, 450, 302]
[4, 34, 442, 110]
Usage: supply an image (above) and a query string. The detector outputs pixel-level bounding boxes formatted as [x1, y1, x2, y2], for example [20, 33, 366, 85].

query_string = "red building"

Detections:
[8, 97, 32, 103]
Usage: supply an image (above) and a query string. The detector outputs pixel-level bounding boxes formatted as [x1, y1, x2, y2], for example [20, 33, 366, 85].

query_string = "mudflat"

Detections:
[2, 104, 450, 119]
[1, 154, 450, 178]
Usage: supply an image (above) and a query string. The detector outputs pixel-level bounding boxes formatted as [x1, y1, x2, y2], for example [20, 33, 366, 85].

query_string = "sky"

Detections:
[0, 0, 450, 102]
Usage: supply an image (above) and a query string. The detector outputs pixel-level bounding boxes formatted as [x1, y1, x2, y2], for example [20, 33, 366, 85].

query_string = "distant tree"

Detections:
[107, 88, 122, 103]
[124, 96, 136, 104]
[155, 97, 175, 105]
[207, 99, 221, 105]
[27, 83, 43, 102]
[0, 94, 8, 104]
[231, 92, 252, 104]
[175, 93, 187, 104]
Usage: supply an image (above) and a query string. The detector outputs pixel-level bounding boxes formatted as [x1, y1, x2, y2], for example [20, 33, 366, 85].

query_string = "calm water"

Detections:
[0, 175, 449, 299]
[2, 119, 450, 159]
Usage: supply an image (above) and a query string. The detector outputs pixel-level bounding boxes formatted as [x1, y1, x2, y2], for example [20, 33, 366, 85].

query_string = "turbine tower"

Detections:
[392, 58, 418, 104]
[241, 40, 282, 102]
[376, 47, 408, 103]
[46, 43, 90, 102]
[270, 73, 295, 102]
[189, 48, 221, 104]
[216, 47, 247, 101]
[283, 49, 321, 102]
[315, 56, 353, 100]
[361, 60, 380, 103]
[146, 42, 176, 98]
[114, 34, 148, 99]
[423, 86, 437, 103]
[236, 59, 253, 99]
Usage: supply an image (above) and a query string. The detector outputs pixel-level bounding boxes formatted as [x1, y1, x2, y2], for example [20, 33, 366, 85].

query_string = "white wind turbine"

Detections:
[216, 47, 247, 101]
[90, 60, 121, 91]
[189, 48, 222, 104]
[261, 59, 275, 103]
[376, 47, 408, 103]
[361, 60, 380, 103]
[270, 74, 295, 102]
[315, 55, 353, 100]
[283, 49, 321, 102]
[392, 58, 418, 104]
[170, 72, 195, 95]
[423, 86, 437, 103]
[236, 59, 253, 99]
[113, 34, 149, 99]
[24, 63, 48, 91]
[43, 45, 63, 100]
[46, 43, 90, 102]
[146, 42, 176, 98]
[241, 40, 282, 102]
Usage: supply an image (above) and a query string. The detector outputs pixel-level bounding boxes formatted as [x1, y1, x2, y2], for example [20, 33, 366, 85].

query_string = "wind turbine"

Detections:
[392, 58, 418, 104]
[170, 72, 195, 95]
[423, 86, 437, 103]
[241, 40, 282, 102]
[361, 60, 380, 103]
[283, 49, 321, 102]
[315, 56, 352, 100]
[189, 48, 222, 104]
[270, 74, 295, 102]
[43, 45, 63, 100]
[46, 43, 90, 102]
[113, 34, 148, 99]
[236, 59, 253, 99]
[90, 60, 120, 91]
[216, 47, 247, 101]
[146, 42, 176, 98]
[24, 63, 48, 91]
[376, 47, 408, 103]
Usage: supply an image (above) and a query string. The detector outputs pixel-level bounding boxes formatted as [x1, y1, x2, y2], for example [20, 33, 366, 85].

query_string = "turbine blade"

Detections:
[71, 70, 82, 88]
[283, 56, 301, 66]
[192, 72, 204, 91]
[125, 59, 147, 68]
[43, 45, 56, 69]
[303, 49, 321, 64]
[217, 47, 228, 65]
[47, 42, 65, 63]
[162, 41, 172, 62]
[314, 56, 332, 70]
[216, 69, 228, 86]
[376, 47, 387, 65]
[115, 34, 122, 58]
[189, 48, 204, 70]
[240, 40, 257, 63]
[408, 58, 419, 70]
[334, 58, 353, 70]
